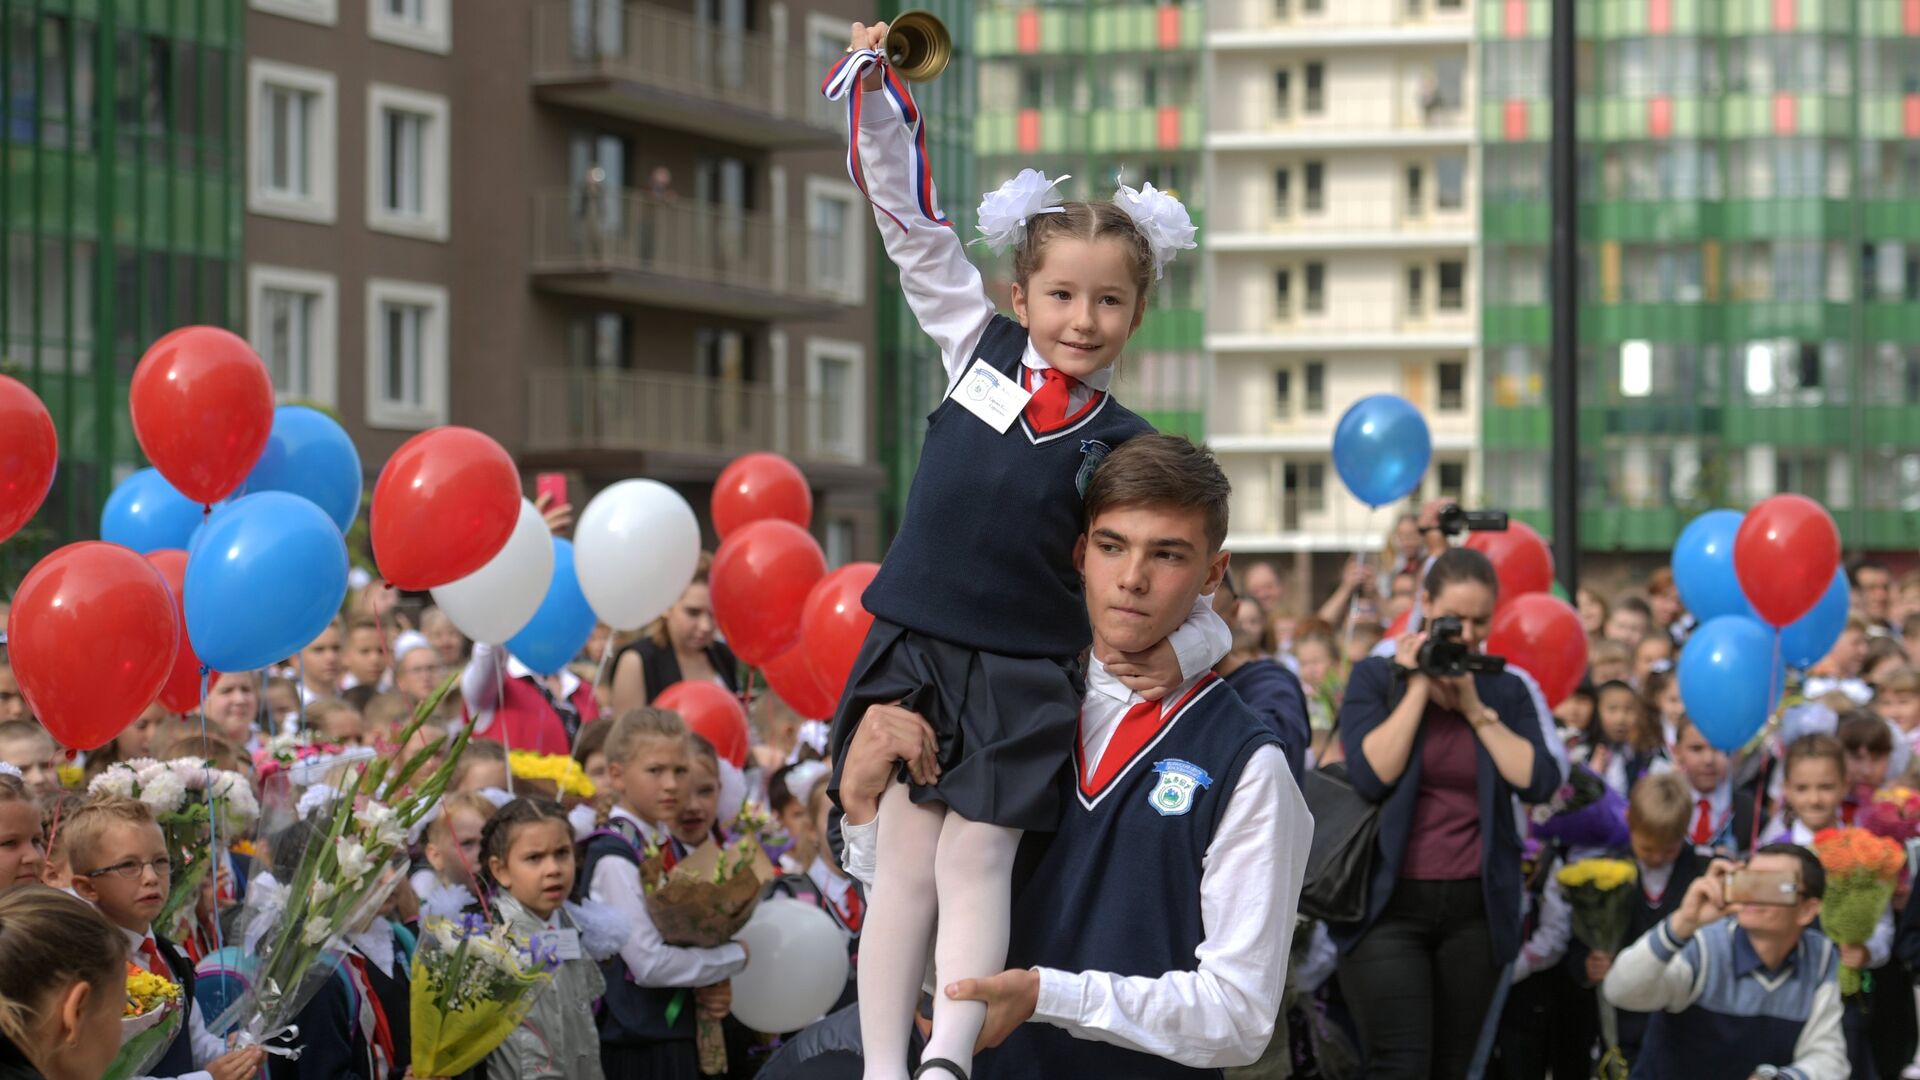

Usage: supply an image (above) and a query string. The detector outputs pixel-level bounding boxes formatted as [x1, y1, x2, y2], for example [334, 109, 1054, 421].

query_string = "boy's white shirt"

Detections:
[588, 805, 747, 988]
[853, 89, 1231, 683]
[122, 926, 225, 1080]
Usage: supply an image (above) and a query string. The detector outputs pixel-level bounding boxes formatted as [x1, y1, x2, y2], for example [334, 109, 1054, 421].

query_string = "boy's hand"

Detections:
[696, 980, 733, 1019]
[1840, 943, 1869, 969]
[208, 1047, 267, 1080]
[945, 969, 1040, 1053]
[850, 22, 890, 91]
[1584, 950, 1613, 985]
[1100, 638, 1182, 702]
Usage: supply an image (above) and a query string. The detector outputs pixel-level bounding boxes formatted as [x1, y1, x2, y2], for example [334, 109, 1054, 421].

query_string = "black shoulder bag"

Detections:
[1297, 679, 1404, 924]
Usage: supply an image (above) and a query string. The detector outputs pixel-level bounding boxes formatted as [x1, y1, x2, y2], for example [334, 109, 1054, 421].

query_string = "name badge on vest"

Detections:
[1149, 759, 1213, 817]
[536, 928, 583, 961]
[951, 357, 1032, 434]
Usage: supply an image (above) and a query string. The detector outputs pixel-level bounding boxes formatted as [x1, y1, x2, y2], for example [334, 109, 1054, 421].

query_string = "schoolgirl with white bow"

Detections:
[819, 21, 1229, 1080]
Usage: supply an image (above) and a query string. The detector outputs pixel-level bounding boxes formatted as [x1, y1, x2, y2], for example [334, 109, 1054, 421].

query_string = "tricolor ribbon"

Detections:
[820, 48, 950, 232]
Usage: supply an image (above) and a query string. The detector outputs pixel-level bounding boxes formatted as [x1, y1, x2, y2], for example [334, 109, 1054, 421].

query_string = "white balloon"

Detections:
[429, 499, 555, 645]
[574, 479, 701, 630]
[731, 898, 850, 1034]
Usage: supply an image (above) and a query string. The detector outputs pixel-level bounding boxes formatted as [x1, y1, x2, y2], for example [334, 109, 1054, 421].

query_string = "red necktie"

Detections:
[348, 955, 397, 1079]
[140, 938, 169, 979]
[1087, 699, 1163, 792]
[1024, 368, 1077, 432]
[839, 886, 864, 932]
[1692, 798, 1713, 845]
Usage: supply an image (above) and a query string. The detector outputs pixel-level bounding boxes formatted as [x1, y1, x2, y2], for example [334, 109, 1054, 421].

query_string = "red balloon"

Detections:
[711, 521, 826, 666]
[1466, 521, 1554, 603]
[713, 453, 813, 540]
[0, 376, 55, 544]
[656, 681, 750, 769]
[144, 550, 219, 715]
[7, 542, 179, 750]
[800, 562, 881, 708]
[129, 327, 274, 504]
[762, 645, 837, 721]
[370, 427, 521, 590]
[1486, 594, 1588, 709]
[1736, 494, 1841, 628]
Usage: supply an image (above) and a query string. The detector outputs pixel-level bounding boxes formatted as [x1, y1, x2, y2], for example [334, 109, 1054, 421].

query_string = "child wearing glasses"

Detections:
[65, 796, 264, 1080]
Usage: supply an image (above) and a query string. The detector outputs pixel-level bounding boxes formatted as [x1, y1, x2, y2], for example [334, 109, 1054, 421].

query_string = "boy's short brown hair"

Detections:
[60, 796, 158, 875]
[1627, 772, 1691, 847]
[1082, 434, 1231, 553]
[605, 708, 689, 767]
[1878, 666, 1920, 698]
[363, 693, 414, 736]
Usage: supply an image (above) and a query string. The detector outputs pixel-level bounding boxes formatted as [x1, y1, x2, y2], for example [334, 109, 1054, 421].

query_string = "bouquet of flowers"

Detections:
[1531, 765, 1630, 852]
[1556, 857, 1640, 1080]
[409, 914, 559, 1075]
[210, 675, 472, 1055]
[1812, 827, 1905, 994]
[643, 833, 776, 1074]
[104, 962, 185, 1080]
[58, 764, 84, 790]
[1860, 785, 1920, 843]
[508, 750, 595, 800]
[90, 759, 260, 944]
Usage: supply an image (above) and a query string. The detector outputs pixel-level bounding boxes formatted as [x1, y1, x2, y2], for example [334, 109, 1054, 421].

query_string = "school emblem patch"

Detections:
[1076, 439, 1112, 498]
[1149, 759, 1213, 817]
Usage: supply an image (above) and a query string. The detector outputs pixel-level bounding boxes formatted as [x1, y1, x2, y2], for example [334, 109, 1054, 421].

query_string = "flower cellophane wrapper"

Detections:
[1556, 858, 1640, 955]
[409, 920, 553, 1077]
[642, 837, 775, 1074]
[104, 999, 185, 1080]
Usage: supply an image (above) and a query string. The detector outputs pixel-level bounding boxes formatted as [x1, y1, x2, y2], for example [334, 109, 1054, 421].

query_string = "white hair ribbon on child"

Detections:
[1113, 173, 1198, 280]
[0, 763, 21, 781]
[973, 170, 1071, 255]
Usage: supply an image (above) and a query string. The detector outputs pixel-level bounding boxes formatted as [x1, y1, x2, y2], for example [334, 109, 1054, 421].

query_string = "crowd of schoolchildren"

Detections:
[1236, 505, 1920, 1080]
[0, 552, 862, 1080]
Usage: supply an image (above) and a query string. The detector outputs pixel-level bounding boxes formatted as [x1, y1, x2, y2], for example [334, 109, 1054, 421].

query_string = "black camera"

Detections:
[1417, 616, 1507, 678]
[1434, 504, 1511, 538]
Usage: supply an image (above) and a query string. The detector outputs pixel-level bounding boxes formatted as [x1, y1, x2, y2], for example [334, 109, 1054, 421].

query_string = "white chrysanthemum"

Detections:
[1113, 177, 1197, 280]
[137, 771, 187, 815]
[973, 169, 1071, 255]
[120, 758, 160, 775]
[88, 769, 138, 800]
[167, 759, 211, 789]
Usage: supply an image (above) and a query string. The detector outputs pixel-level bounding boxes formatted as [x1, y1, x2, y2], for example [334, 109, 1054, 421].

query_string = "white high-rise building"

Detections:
[1203, 0, 1480, 602]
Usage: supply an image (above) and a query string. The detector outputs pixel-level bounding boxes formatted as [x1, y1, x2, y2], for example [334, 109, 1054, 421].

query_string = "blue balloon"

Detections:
[1670, 510, 1758, 624]
[185, 492, 349, 672]
[1781, 567, 1850, 670]
[1679, 615, 1786, 752]
[506, 538, 596, 676]
[242, 406, 363, 532]
[101, 468, 206, 553]
[1332, 395, 1432, 508]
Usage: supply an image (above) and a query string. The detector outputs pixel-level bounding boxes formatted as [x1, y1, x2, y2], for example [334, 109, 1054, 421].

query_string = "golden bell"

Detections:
[886, 11, 951, 83]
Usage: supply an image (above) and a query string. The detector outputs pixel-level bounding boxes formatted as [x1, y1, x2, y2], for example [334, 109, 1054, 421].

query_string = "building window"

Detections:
[1437, 360, 1464, 411]
[367, 83, 449, 241]
[567, 312, 629, 370]
[368, 0, 450, 53]
[1435, 156, 1466, 210]
[1425, 56, 1465, 114]
[1304, 262, 1326, 313]
[806, 338, 865, 463]
[825, 518, 856, 567]
[252, 0, 337, 24]
[1283, 462, 1327, 523]
[1274, 269, 1292, 319]
[1436, 459, 1466, 502]
[248, 60, 336, 223]
[806, 177, 865, 304]
[1303, 161, 1325, 212]
[1273, 367, 1292, 417]
[365, 278, 448, 428]
[1405, 165, 1423, 216]
[1304, 62, 1325, 113]
[1305, 360, 1326, 413]
[1438, 260, 1465, 310]
[248, 266, 337, 406]
[1303, 0, 1324, 11]
[1273, 167, 1291, 218]
[1406, 266, 1425, 316]
[1274, 69, 1291, 120]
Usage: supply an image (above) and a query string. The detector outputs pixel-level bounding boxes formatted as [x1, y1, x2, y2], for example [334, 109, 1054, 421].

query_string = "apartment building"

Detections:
[1204, 0, 1479, 599]
[243, 0, 888, 563]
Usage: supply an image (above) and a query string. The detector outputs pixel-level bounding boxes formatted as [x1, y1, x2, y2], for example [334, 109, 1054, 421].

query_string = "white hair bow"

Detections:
[1113, 175, 1197, 280]
[973, 169, 1072, 254]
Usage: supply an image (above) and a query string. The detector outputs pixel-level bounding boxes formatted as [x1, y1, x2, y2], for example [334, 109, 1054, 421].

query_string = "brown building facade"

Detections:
[243, 0, 885, 563]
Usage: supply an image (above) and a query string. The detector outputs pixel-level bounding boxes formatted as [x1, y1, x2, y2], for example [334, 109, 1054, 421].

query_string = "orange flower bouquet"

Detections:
[1811, 827, 1905, 994]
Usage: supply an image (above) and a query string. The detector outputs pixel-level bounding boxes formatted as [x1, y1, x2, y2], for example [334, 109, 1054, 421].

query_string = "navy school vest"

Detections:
[862, 314, 1151, 660]
[152, 932, 199, 1079]
[978, 676, 1280, 1080]
[578, 822, 696, 1046]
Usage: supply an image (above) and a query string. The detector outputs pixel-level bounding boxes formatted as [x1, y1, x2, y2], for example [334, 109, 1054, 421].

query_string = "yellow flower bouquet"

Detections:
[1556, 857, 1640, 1080]
[105, 962, 185, 1080]
[507, 751, 595, 799]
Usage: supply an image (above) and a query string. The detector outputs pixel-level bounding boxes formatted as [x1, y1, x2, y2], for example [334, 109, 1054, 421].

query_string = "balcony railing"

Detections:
[531, 190, 856, 317]
[527, 368, 862, 465]
[531, 1, 841, 146]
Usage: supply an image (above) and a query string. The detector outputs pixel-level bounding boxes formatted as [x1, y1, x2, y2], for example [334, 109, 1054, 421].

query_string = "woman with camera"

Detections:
[1331, 547, 1561, 1078]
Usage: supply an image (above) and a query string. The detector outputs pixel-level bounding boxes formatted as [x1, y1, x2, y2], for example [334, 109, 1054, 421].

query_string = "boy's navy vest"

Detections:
[152, 932, 199, 1078]
[862, 314, 1150, 660]
[579, 821, 695, 1046]
[978, 676, 1279, 1080]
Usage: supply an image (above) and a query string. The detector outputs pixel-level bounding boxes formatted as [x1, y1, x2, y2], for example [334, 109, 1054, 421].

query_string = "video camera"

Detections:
[1433, 504, 1510, 538]
[1417, 616, 1508, 678]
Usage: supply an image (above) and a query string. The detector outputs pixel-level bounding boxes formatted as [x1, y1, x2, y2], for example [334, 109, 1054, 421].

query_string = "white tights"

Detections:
[859, 782, 1022, 1080]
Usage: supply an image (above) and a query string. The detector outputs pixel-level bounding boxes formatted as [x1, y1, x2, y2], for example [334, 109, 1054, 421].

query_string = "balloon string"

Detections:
[493, 657, 514, 798]
[198, 664, 226, 968]
[447, 812, 495, 925]
[591, 633, 615, 694]
[1340, 548, 1374, 686]
[297, 653, 308, 743]
[375, 585, 395, 691]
